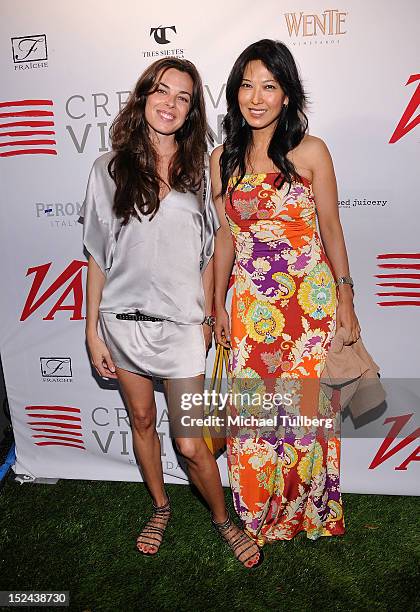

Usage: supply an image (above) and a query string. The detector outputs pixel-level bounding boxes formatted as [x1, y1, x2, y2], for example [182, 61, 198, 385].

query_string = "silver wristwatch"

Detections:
[336, 276, 354, 288]
[203, 315, 216, 327]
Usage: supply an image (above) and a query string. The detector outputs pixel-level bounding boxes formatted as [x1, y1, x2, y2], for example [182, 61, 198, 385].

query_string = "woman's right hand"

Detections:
[87, 333, 118, 379]
[214, 306, 231, 348]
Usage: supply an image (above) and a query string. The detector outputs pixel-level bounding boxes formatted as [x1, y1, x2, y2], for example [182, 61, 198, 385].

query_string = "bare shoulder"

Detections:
[291, 135, 333, 174]
[210, 145, 223, 168]
[209, 145, 223, 187]
[299, 134, 330, 158]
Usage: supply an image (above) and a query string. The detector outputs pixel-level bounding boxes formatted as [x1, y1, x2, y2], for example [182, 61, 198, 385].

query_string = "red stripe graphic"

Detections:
[31, 428, 82, 436]
[0, 110, 53, 118]
[27, 413, 80, 421]
[376, 291, 420, 297]
[377, 282, 420, 288]
[377, 253, 420, 259]
[375, 273, 420, 279]
[1, 130, 55, 136]
[378, 301, 420, 307]
[27, 421, 82, 429]
[0, 99, 57, 157]
[378, 263, 420, 269]
[26, 405, 81, 412]
[0, 149, 57, 157]
[0, 120, 54, 128]
[26, 403, 84, 449]
[0, 139, 56, 147]
[376, 253, 420, 307]
[0, 99, 53, 108]
[32, 434, 84, 444]
[35, 442, 86, 449]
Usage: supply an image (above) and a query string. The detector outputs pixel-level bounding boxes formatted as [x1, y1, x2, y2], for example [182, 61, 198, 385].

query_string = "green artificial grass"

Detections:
[0, 477, 418, 612]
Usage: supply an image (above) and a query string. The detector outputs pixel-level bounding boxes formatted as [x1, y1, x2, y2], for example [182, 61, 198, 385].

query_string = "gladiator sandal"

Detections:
[212, 511, 264, 569]
[136, 497, 171, 555]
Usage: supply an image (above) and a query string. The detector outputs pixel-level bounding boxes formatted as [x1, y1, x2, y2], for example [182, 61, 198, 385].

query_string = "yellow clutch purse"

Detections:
[203, 344, 229, 456]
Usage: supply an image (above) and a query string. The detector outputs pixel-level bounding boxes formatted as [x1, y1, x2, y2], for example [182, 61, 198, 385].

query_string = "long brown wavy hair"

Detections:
[108, 58, 207, 223]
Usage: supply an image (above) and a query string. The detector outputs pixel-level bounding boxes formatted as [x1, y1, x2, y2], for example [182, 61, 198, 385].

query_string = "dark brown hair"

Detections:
[221, 39, 308, 200]
[108, 58, 207, 223]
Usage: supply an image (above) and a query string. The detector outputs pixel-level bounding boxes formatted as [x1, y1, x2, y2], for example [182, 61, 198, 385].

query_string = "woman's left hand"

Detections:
[336, 292, 361, 345]
[203, 323, 213, 353]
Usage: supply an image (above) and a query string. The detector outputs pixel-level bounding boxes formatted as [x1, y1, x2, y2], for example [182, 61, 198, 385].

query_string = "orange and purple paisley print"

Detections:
[226, 173, 345, 543]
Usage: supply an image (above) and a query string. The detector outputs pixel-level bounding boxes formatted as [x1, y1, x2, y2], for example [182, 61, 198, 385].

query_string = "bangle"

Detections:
[336, 276, 354, 288]
[202, 315, 216, 327]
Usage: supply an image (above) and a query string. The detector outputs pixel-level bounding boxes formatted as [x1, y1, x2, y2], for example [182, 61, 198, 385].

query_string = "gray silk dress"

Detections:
[81, 151, 220, 379]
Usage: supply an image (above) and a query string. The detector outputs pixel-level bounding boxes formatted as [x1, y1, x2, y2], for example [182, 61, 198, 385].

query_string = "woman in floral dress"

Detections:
[210, 39, 360, 545]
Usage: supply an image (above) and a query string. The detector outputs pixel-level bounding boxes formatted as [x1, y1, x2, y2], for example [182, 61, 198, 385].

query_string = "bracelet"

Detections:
[336, 276, 354, 288]
[203, 315, 216, 327]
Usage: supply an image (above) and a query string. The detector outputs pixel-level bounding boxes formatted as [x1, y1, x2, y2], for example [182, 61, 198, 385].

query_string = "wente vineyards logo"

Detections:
[284, 9, 347, 37]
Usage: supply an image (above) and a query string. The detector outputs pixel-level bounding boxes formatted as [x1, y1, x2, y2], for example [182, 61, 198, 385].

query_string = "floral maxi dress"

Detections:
[225, 172, 345, 543]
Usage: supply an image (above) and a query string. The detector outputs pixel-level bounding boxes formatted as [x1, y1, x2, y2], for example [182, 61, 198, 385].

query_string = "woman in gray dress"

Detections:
[82, 58, 263, 568]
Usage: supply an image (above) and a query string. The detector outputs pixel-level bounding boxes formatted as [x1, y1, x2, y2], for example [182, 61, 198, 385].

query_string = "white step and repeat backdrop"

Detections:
[0, 0, 419, 493]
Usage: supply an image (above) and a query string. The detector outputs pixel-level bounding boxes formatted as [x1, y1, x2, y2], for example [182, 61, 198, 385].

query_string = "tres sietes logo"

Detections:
[150, 25, 177, 45]
[143, 24, 184, 59]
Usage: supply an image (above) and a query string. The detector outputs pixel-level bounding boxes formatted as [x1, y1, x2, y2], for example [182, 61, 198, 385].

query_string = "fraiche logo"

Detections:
[11, 34, 48, 69]
[375, 253, 420, 307]
[369, 414, 419, 471]
[40, 357, 72, 379]
[20, 260, 87, 321]
[389, 74, 420, 144]
[284, 9, 347, 41]
[26, 405, 85, 450]
[0, 99, 57, 157]
[150, 25, 176, 45]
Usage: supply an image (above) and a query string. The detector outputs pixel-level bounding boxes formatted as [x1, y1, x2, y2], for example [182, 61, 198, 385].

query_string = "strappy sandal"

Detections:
[212, 511, 264, 569]
[136, 497, 171, 556]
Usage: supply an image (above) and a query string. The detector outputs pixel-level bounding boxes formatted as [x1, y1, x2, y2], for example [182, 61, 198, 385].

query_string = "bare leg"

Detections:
[166, 375, 262, 568]
[116, 367, 169, 554]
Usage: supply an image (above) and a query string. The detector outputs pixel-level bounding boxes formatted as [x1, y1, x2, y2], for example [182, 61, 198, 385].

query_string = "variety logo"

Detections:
[0, 99, 57, 157]
[389, 74, 420, 144]
[40, 357, 72, 378]
[20, 260, 87, 321]
[369, 413, 419, 471]
[375, 253, 420, 307]
[26, 405, 85, 450]
[150, 25, 177, 45]
[11, 34, 48, 65]
[284, 9, 347, 43]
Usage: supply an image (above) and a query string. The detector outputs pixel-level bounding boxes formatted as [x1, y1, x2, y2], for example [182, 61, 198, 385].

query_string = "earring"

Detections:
[241, 117, 246, 127]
